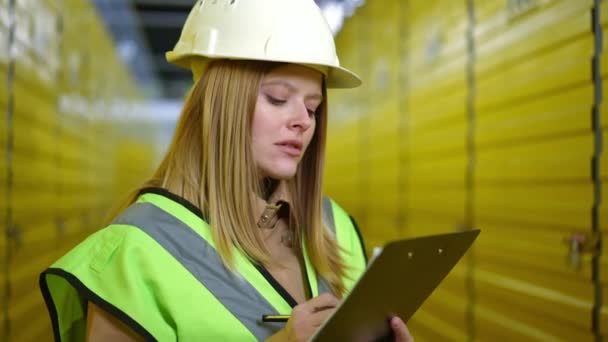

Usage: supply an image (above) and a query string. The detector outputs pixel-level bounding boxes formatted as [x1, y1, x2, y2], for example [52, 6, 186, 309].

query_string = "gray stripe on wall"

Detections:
[113, 203, 283, 340]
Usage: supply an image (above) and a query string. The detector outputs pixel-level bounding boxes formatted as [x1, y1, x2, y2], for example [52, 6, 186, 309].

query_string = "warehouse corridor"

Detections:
[1, 0, 606, 341]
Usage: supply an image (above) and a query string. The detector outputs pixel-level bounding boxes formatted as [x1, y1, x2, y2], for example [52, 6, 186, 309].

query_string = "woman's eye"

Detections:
[266, 95, 286, 105]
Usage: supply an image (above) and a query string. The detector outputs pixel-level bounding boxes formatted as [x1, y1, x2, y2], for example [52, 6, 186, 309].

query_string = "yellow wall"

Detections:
[1, 0, 604, 340]
[0, 0, 160, 340]
[326, 0, 604, 340]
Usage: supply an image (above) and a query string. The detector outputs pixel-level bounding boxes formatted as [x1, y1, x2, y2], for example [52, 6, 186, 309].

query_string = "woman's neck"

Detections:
[260, 177, 278, 201]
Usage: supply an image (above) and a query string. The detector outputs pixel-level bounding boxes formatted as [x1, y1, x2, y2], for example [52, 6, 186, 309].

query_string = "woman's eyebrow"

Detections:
[261, 80, 323, 101]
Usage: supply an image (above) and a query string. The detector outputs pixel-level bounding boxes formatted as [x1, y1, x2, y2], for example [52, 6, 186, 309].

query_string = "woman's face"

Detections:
[252, 64, 323, 180]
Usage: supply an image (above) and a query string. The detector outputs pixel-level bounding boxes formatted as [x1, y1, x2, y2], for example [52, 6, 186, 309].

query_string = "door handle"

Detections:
[567, 232, 600, 270]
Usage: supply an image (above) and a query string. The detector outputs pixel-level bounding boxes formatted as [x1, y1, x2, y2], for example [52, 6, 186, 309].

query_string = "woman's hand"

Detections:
[266, 298, 414, 342]
[390, 316, 414, 342]
[266, 293, 339, 342]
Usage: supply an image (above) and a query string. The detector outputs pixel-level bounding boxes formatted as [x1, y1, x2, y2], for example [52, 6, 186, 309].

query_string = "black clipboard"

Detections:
[312, 229, 480, 341]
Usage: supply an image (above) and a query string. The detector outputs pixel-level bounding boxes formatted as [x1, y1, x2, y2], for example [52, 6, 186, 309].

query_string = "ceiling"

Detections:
[95, 0, 363, 100]
[132, 0, 196, 99]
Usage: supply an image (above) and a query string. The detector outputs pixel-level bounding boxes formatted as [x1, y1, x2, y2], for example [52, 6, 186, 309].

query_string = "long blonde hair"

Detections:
[111, 60, 347, 296]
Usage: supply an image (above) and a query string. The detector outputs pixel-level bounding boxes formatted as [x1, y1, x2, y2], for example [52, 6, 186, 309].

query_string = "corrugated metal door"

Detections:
[325, 0, 605, 340]
[599, 0, 608, 336]
[363, 0, 402, 250]
[55, 0, 105, 256]
[1, 0, 10, 339]
[1, 0, 160, 340]
[404, 1, 471, 340]
[473, 0, 596, 340]
[324, 2, 367, 225]
[325, 0, 407, 250]
[9, 0, 62, 339]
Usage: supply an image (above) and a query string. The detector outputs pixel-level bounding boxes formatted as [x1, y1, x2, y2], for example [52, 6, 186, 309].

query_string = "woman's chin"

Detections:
[261, 164, 298, 180]
[267, 171, 297, 180]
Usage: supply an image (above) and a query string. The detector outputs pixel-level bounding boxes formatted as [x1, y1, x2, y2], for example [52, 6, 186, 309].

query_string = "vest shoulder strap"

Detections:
[322, 196, 368, 292]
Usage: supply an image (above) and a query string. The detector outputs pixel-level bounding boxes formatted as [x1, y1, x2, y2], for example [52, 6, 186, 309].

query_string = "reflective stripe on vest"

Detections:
[113, 202, 281, 340]
[325, 197, 367, 292]
[322, 196, 336, 235]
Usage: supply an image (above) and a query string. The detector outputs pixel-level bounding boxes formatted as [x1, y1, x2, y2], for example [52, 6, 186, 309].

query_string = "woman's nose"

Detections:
[289, 103, 313, 131]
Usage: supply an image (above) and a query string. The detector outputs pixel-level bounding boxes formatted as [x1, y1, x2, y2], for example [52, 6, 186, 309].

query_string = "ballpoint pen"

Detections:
[261, 314, 290, 323]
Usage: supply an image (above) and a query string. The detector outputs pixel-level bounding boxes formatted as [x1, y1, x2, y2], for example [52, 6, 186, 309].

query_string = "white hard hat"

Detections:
[166, 0, 361, 88]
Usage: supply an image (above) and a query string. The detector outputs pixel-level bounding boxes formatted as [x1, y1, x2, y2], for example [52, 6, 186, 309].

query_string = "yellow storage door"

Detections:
[0, 0, 161, 340]
[474, 0, 596, 340]
[404, 1, 471, 340]
[328, 1, 473, 340]
[8, 0, 62, 340]
[0, 0, 9, 338]
[365, 0, 402, 249]
[326, 0, 604, 340]
[325, 2, 372, 230]
[599, 0, 608, 337]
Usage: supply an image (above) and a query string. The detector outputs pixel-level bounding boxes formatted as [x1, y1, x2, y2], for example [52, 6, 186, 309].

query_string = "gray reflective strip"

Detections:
[322, 196, 335, 236]
[317, 277, 332, 295]
[113, 203, 281, 340]
[318, 196, 335, 295]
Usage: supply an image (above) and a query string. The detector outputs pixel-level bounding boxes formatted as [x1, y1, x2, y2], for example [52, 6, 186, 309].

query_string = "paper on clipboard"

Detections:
[312, 229, 480, 341]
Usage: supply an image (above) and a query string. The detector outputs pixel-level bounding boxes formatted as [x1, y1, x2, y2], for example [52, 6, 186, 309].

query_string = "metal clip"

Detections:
[256, 202, 283, 229]
[567, 232, 601, 270]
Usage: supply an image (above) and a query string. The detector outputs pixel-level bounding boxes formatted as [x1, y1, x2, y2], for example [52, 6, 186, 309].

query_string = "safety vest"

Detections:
[39, 188, 367, 341]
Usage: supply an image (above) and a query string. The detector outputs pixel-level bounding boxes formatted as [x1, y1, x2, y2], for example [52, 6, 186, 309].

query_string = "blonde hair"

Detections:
[111, 60, 347, 296]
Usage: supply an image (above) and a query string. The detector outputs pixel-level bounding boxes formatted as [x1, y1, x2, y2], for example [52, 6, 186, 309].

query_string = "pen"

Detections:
[262, 314, 290, 322]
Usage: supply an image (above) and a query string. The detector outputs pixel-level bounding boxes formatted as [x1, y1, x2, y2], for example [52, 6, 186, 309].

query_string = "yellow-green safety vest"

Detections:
[39, 188, 367, 341]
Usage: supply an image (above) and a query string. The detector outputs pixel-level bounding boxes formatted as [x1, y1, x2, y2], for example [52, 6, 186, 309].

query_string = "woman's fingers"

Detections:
[285, 294, 340, 342]
[390, 316, 414, 342]
[302, 293, 340, 313]
[304, 307, 336, 328]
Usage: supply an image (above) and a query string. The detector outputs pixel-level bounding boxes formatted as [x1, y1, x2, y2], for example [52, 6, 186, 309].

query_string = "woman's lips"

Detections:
[276, 140, 303, 157]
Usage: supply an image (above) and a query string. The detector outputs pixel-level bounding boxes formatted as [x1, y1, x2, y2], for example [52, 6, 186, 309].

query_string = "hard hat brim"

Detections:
[166, 52, 362, 89]
[325, 65, 362, 89]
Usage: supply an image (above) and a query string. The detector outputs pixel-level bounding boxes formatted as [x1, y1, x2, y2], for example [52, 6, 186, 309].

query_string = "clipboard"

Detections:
[312, 229, 480, 341]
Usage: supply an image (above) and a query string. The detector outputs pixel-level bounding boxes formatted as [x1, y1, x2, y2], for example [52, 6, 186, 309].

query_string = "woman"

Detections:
[40, 1, 413, 341]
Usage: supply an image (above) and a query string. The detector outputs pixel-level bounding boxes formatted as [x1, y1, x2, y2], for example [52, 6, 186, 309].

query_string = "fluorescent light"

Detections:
[321, 2, 345, 35]
[319, 0, 366, 35]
